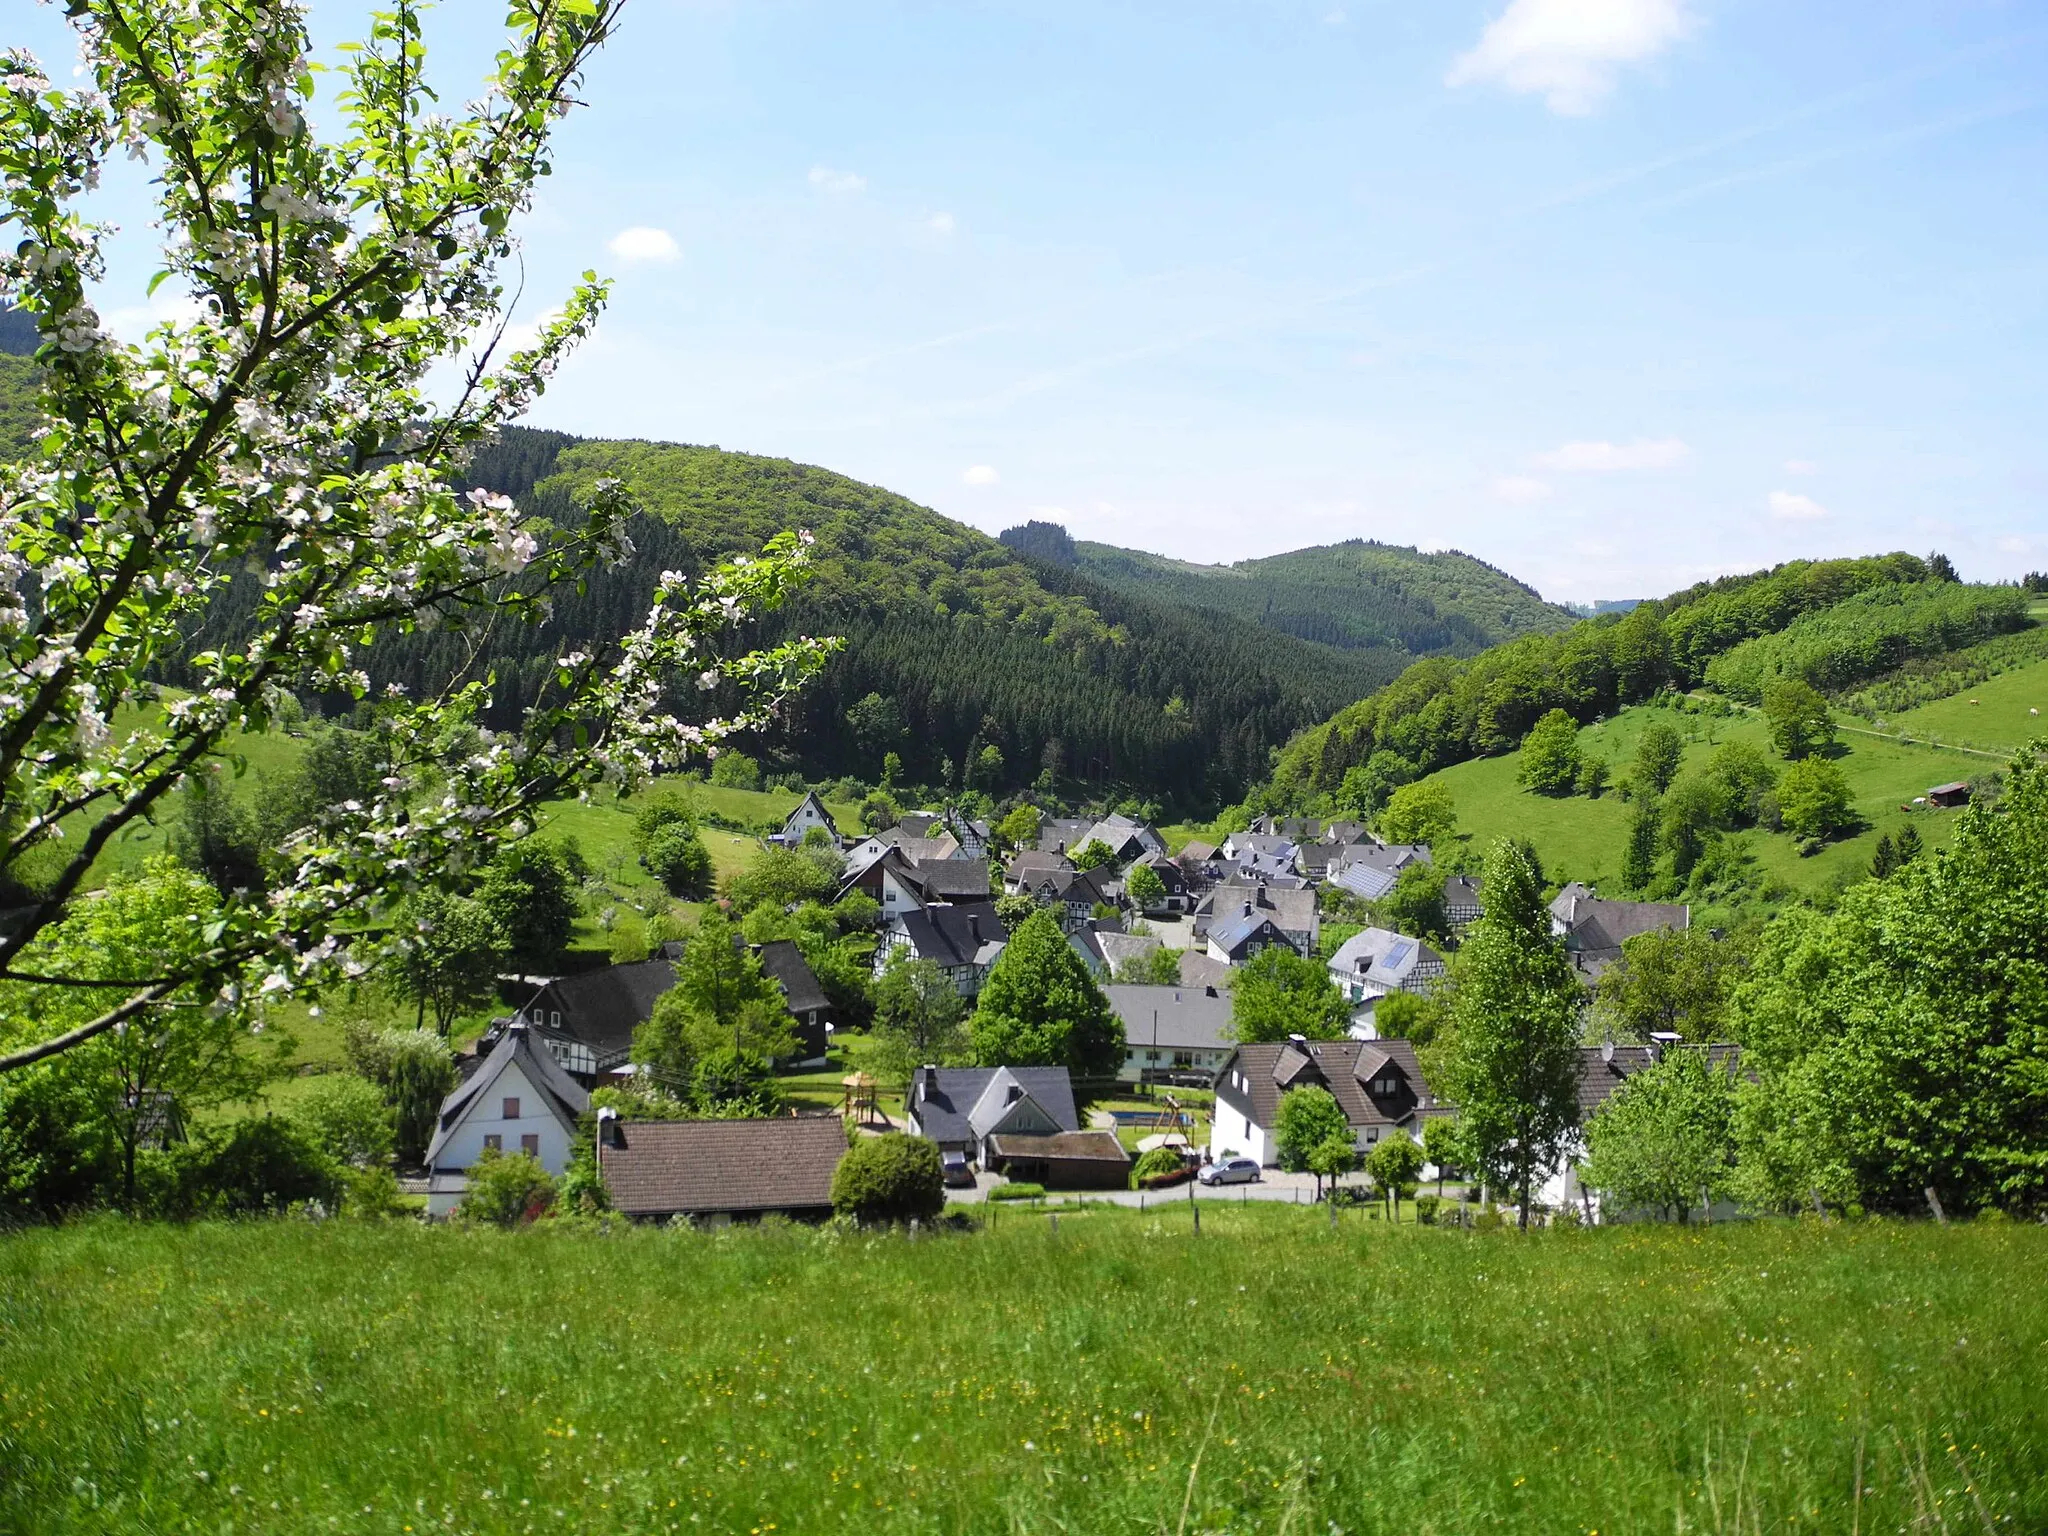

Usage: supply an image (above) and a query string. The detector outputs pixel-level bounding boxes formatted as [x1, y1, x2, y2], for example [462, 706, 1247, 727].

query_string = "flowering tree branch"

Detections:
[0, 1, 839, 1071]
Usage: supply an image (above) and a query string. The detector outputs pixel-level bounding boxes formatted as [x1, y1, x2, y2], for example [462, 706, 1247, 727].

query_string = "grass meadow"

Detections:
[1419, 699, 1985, 904]
[2, 1210, 2043, 1535]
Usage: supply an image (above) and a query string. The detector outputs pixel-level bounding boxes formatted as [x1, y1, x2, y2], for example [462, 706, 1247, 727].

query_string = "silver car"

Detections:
[1198, 1156, 1261, 1186]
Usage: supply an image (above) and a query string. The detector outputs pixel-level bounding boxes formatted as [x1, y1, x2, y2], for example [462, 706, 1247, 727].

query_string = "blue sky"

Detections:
[31, 1, 2048, 603]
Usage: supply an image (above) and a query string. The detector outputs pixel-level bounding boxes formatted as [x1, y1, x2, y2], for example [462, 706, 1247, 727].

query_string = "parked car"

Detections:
[941, 1151, 976, 1189]
[1198, 1156, 1261, 1186]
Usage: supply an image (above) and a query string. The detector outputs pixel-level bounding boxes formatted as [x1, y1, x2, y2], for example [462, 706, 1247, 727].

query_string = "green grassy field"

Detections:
[1421, 700, 1984, 904]
[1, 1213, 2042, 1534]
[1884, 655, 2048, 755]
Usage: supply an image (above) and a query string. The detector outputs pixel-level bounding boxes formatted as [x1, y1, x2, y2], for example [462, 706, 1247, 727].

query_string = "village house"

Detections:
[1001, 850, 1073, 896]
[875, 900, 1007, 995]
[1070, 923, 1160, 981]
[905, 1065, 1080, 1164]
[1194, 880, 1319, 955]
[1075, 812, 1166, 866]
[596, 1115, 846, 1224]
[1209, 1036, 1439, 1168]
[1541, 1041, 1745, 1222]
[1324, 927, 1446, 1034]
[424, 1024, 590, 1216]
[1106, 982, 1234, 1084]
[1127, 851, 1192, 914]
[1444, 874, 1484, 929]
[1204, 904, 1300, 966]
[838, 847, 991, 920]
[771, 791, 840, 848]
[755, 939, 835, 1065]
[1034, 816, 1097, 857]
[505, 957, 678, 1078]
[1326, 839, 1433, 902]
[1548, 884, 1690, 982]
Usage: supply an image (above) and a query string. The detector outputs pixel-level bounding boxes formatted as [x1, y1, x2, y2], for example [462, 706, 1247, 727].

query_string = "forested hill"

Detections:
[445, 428, 1410, 810]
[1000, 519, 1574, 658]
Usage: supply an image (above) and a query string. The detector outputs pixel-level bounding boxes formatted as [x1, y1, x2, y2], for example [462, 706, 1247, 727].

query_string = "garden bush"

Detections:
[988, 1182, 1047, 1202]
[830, 1133, 944, 1225]
[1415, 1193, 1442, 1225]
[456, 1147, 557, 1228]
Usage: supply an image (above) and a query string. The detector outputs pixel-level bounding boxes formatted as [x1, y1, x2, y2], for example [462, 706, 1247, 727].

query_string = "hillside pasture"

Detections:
[1, 1212, 2043, 1535]
[1883, 655, 2048, 756]
[1420, 701, 1982, 903]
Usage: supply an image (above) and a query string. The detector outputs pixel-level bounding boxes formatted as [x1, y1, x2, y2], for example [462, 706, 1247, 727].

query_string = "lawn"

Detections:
[1884, 654, 2048, 755]
[2, 1214, 2043, 1534]
[1419, 700, 1984, 905]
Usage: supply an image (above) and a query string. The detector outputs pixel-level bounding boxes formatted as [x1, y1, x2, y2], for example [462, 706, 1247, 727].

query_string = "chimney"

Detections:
[919, 1064, 939, 1098]
[1242, 900, 1254, 918]
[1204, 985, 1217, 998]
[968, 913, 981, 943]
[1288, 1033, 1308, 1046]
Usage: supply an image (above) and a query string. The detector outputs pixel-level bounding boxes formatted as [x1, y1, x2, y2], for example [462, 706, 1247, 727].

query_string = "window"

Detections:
[520, 1134, 540, 1156]
[502, 1096, 521, 1119]
[550, 1011, 562, 1027]
[483, 1133, 502, 1151]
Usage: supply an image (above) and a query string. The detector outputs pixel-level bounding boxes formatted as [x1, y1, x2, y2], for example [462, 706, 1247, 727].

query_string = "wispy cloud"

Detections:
[606, 226, 679, 263]
[962, 465, 999, 486]
[809, 165, 867, 195]
[1447, 0, 1696, 116]
[1536, 438, 1691, 471]
[1491, 475, 1553, 504]
[1768, 490, 1829, 521]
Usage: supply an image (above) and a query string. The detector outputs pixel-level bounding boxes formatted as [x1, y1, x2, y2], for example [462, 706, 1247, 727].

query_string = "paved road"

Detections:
[948, 1166, 1342, 1208]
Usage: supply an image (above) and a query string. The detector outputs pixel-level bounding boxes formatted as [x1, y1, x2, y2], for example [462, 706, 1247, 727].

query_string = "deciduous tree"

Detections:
[1229, 945, 1351, 1043]
[0, 0, 831, 1077]
[1427, 840, 1583, 1228]
[1580, 1047, 1736, 1222]
[1517, 709, 1582, 796]
[970, 909, 1123, 1076]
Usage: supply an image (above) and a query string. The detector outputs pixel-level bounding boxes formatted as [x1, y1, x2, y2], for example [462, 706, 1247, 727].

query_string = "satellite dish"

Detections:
[1600, 1039, 1615, 1064]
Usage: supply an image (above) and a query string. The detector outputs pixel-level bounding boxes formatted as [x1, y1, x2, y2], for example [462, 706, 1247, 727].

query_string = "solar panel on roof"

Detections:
[1383, 941, 1412, 970]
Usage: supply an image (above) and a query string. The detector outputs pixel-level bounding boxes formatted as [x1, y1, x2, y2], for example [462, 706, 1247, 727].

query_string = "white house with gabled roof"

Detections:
[424, 1024, 589, 1217]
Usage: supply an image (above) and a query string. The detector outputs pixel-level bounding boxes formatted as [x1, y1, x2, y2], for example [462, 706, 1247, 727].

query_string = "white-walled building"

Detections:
[424, 1025, 589, 1217]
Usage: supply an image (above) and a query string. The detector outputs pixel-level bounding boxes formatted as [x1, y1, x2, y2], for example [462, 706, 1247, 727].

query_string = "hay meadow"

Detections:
[3, 1208, 2043, 1535]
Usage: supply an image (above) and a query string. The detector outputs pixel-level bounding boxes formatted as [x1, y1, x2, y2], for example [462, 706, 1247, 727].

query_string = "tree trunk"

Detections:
[1517, 1170, 1532, 1229]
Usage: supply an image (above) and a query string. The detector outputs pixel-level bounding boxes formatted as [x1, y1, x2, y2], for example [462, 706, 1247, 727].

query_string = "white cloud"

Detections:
[606, 226, 679, 263]
[1491, 475, 1553, 504]
[1447, 0, 1696, 116]
[927, 212, 956, 236]
[809, 166, 867, 195]
[1768, 490, 1829, 521]
[499, 305, 567, 355]
[1534, 437, 1691, 472]
[104, 288, 204, 343]
[1996, 535, 2031, 555]
[962, 464, 1000, 486]
[1784, 458, 1818, 475]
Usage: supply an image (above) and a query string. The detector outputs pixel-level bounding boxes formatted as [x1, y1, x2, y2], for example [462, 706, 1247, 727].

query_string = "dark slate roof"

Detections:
[1004, 851, 1073, 886]
[528, 959, 676, 1061]
[1444, 875, 1484, 914]
[600, 1117, 845, 1217]
[1565, 899, 1689, 954]
[908, 1066, 1079, 1144]
[913, 859, 992, 902]
[1106, 984, 1235, 1052]
[756, 939, 831, 1015]
[1218, 1038, 1435, 1133]
[425, 1026, 589, 1168]
[1576, 1043, 1742, 1120]
[1036, 817, 1096, 855]
[1209, 911, 1293, 957]
[894, 901, 1004, 968]
[985, 1130, 1130, 1164]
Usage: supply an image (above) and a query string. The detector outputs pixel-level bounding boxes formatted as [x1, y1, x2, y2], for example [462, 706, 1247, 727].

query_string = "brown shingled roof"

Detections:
[600, 1117, 845, 1218]
[1576, 1043, 1742, 1120]
[1220, 1038, 1436, 1133]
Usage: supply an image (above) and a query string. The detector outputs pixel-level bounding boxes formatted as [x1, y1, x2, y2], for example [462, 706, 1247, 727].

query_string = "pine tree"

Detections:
[1869, 832, 1898, 880]
[1621, 801, 1660, 893]
[1894, 824, 1923, 865]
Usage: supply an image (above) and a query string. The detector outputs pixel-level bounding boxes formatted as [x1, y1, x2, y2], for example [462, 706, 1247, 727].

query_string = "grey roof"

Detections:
[1227, 833, 1297, 859]
[984, 1129, 1130, 1165]
[1577, 1042, 1741, 1120]
[1005, 851, 1074, 886]
[1036, 817, 1096, 855]
[425, 1025, 589, 1169]
[600, 1117, 844, 1218]
[897, 812, 941, 838]
[1217, 1038, 1434, 1134]
[1095, 930, 1164, 974]
[908, 1066, 1080, 1145]
[893, 901, 1004, 968]
[1549, 882, 1596, 927]
[1329, 841, 1433, 901]
[1105, 983, 1235, 1053]
[896, 836, 959, 865]
[1444, 875, 1484, 916]
[1564, 898, 1689, 955]
[780, 791, 839, 839]
[1327, 927, 1443, 989]
[1202, 883, 1318, 936]
[1178, 949, 1233, 989]
[912, 858, 992, 902]
[1209, 910, 1296, 958]
[757, 939, 830, 1015]
[525, 959, 677, 1062]
[1178, 840, 1219, 864]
